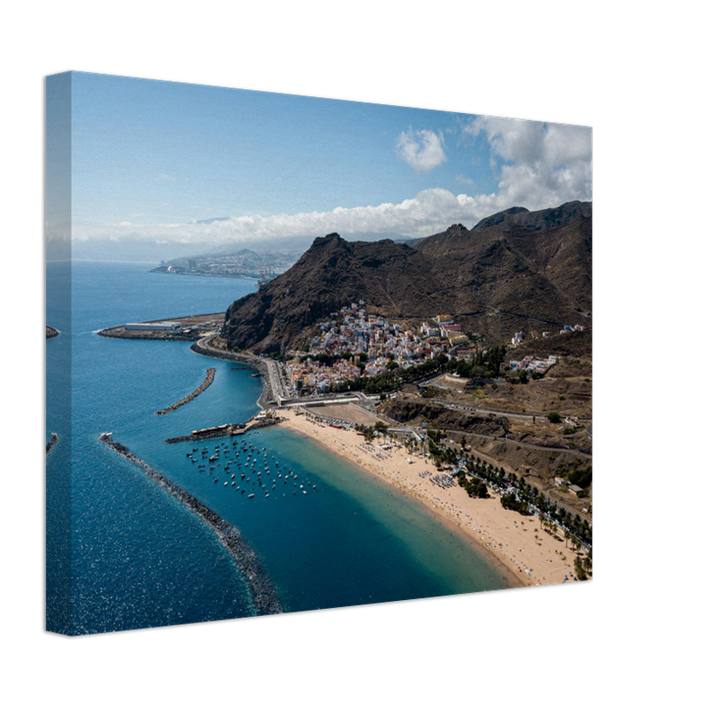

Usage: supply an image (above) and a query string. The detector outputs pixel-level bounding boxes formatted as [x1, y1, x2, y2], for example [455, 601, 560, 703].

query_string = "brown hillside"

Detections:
[222, 202, 592, 353]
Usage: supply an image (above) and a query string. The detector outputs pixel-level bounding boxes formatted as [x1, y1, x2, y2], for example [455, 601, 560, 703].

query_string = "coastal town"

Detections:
[279, 301, 576, 397]
[95, 296, 592, 590]
[98, 301, 579, 400]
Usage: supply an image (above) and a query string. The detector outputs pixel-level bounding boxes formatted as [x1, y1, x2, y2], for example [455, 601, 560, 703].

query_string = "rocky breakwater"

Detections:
[98, 433, 282, 616]
[191, 336, 274, 409]
[155, 368, 216, 415]
[46, 432, 58, 456]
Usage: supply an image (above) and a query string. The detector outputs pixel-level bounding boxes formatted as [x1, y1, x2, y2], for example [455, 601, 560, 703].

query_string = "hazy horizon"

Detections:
[46, 72, 592, 262]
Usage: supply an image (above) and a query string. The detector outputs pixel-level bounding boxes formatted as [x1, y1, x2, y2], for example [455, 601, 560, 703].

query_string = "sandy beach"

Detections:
[279, 410, 585, 588]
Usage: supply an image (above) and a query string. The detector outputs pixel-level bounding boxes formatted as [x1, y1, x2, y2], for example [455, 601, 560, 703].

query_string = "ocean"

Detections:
[46, 260, 507, 635]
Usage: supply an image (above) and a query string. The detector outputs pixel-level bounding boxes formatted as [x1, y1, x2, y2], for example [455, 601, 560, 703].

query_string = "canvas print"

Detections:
[46, 71, 592, 635]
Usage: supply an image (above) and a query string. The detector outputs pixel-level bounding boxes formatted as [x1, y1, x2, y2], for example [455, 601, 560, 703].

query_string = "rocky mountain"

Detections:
[221, 201, 592, 353]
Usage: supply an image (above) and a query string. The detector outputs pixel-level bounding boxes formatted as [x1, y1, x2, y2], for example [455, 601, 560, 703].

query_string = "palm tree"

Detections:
[574, 556, 588, 581]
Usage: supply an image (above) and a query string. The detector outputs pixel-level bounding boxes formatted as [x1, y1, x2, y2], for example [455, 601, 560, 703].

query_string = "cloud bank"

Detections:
[53, 118, 591, 251]
[67, 188, 495, 245]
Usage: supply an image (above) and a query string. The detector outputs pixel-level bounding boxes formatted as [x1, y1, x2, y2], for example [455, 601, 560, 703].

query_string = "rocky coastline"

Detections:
[98, 433, 283, 616]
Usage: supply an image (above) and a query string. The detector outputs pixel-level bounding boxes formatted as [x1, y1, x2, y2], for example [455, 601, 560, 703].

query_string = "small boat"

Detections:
[248, 494, 255, 498]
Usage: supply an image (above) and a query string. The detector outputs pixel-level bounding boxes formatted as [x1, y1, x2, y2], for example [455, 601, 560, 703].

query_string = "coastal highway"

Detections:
[266, 359, 287, 400]
[192, 336, 289, 404]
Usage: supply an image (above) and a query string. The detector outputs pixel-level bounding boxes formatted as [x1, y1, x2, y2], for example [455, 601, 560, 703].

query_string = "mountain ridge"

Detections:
[221, 202, 592, 353]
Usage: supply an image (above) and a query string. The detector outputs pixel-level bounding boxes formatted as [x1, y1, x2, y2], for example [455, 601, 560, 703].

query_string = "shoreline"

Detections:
[111, 326, 584, 587]
[278, 412, 584, 588]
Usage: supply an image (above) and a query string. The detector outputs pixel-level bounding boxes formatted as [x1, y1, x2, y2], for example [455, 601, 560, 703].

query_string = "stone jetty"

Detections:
[155, 368, 216, 415]
[46, 432, 58, 456]
[164, 412, 281, 444]
[98, 433, 282, 616]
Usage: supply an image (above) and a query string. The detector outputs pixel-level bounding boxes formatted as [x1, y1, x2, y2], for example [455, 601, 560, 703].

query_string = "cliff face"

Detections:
[221, 202, 592, 353]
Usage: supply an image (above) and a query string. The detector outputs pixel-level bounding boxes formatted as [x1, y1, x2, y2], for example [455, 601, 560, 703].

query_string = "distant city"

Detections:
[153, 248, 301, 284]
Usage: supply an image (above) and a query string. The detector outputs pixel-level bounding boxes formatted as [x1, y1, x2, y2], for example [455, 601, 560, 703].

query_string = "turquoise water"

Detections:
[46, 261, 507, 635]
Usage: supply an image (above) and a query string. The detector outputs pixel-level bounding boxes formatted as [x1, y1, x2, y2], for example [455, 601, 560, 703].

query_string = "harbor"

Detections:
[98, 433, 283, 616]
[169, 432, 320, 502]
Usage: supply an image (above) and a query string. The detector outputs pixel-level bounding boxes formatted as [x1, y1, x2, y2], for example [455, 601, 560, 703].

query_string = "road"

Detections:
[436, 399, 592, 424]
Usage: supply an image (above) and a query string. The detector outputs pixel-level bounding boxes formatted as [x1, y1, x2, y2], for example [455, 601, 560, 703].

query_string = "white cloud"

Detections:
[463, 116, 592, 209]
[71, 117, 592, 252]
[396, 128, 447, 172]
[73, 187, 513, 245]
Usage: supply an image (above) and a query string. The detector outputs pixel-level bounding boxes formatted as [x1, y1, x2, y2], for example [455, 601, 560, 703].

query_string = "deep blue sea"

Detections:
[46, 261, 507, 635]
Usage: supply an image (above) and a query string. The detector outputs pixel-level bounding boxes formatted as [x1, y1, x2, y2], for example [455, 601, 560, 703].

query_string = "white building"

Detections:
[125, 321, 180, 331]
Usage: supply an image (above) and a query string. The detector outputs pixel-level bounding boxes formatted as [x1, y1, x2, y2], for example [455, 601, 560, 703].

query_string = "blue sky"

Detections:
[47, 71, 592, 258]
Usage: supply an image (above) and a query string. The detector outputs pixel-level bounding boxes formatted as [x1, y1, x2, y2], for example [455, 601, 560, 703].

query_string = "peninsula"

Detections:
[97, 312, 225, 341]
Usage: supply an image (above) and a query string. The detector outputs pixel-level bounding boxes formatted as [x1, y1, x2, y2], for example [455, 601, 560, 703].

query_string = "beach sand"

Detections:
[279, 410, 585, 589]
